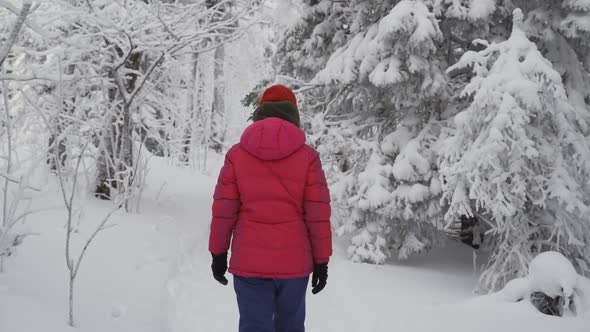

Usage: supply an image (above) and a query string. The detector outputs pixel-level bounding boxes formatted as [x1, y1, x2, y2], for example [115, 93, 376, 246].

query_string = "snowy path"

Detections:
[160, 158, 479, 331]
[1, 157, 589, 332]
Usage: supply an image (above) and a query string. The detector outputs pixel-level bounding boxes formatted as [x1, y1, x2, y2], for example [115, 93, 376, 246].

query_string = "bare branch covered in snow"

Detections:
[0, 0, 32, 68]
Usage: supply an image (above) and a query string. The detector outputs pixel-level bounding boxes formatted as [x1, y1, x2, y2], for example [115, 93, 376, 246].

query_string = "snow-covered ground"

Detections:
[1, 156, 589, 332]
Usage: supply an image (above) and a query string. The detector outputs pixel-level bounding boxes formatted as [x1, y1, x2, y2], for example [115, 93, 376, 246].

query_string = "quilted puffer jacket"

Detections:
[208, 117, 332, 278]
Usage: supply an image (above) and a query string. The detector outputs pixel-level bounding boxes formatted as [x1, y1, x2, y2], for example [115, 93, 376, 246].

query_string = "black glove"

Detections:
[211, 252, 228, 285]
[311, 263, 328, 294]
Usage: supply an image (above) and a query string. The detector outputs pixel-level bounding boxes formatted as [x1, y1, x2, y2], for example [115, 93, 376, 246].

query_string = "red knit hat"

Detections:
[258, 84, 297, 106]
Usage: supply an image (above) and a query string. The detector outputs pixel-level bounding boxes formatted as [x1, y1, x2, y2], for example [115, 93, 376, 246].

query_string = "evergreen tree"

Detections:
[441, 9, 590, 291]
[265, 0, 590, 291]
[521, 0, 590, 119]
[274, 0, 451, 262]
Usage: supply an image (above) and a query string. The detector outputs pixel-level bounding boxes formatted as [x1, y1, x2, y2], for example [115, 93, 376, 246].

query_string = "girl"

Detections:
[208, 84, 332, 332]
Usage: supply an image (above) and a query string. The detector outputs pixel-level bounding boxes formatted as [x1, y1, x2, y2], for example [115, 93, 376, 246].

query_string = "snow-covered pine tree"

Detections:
[272, 2, 400, 262]
[520, 0, 590, 123]
[274, 0, 354, 82]
[259, 0, 590, 290]
[440, 8, 590, 291]
[273, 0, 450, 262]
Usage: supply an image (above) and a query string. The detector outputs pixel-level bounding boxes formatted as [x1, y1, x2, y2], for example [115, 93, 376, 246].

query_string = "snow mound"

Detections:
[497, 277, 531, 302]
[529, 251, 579, 299]
[492, 251, 589, 318]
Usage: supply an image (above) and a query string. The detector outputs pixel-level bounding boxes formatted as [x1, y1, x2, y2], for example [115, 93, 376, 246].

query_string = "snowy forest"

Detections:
[1, 0, 590, 331]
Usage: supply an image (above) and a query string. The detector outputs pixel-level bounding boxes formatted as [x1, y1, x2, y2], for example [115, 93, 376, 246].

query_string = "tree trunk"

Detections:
[68, 275, 75, 326]
[210, 43, 226, 153]
[195, 53, 208, 169]
[48, 64, 75, 172]
[47, 133, 67, 171]
[95, 50, 142, 199]
[95, 74, 118, 200]
[120, 51, 142, 184]
[140, 126, 166, 157]
[179, 51, 199, 164]
[120, 103, 133, 178]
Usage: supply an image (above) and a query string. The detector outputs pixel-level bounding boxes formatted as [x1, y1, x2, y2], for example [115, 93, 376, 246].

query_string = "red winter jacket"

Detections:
[208, 117, 332, 278]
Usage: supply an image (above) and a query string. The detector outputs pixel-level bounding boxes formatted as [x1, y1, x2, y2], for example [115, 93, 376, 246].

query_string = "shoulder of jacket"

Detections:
[301, 144, 320, 161]
[225, 144, 242, 162]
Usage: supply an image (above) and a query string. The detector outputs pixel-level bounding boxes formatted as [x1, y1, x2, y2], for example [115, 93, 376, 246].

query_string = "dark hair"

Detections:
[251, 101, 301, 128]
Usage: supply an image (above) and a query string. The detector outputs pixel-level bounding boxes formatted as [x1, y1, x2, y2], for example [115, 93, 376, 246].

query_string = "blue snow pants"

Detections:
[233, 275, 309, 332]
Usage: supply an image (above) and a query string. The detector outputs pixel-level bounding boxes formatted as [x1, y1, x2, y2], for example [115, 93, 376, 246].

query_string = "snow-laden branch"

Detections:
[125, 52, 165, 108]
[0, 173, 41, 192]
[0, 0, 32, 68]
[0, 0, 55, 39]
[0, 74, 58, 81]
[71, 195, 128, 280]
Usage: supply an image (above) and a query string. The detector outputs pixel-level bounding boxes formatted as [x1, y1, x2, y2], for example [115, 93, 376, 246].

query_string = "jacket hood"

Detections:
[240, 117, 306, 161]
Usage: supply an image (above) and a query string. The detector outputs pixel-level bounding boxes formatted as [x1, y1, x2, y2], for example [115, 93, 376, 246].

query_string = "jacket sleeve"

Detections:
[208, 153, 240, 255]
[303, 151, 332, 264]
